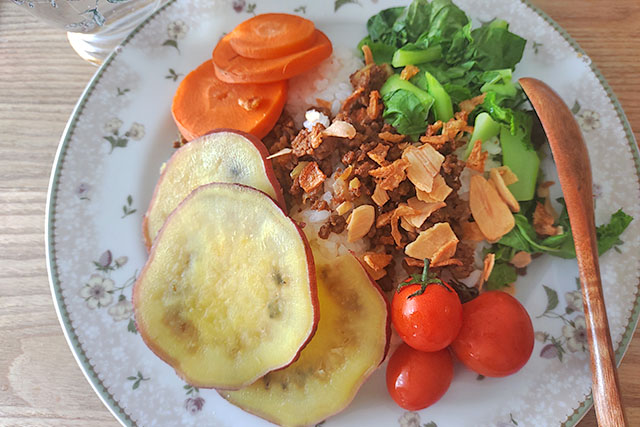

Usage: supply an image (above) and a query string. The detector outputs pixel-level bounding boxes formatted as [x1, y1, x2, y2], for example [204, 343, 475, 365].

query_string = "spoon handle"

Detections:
[573, 202, 627, 427]
[519, 78, 627, 426]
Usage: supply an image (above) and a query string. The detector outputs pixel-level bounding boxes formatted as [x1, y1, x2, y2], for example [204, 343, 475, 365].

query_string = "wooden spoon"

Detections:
[519, 77, 627, 426]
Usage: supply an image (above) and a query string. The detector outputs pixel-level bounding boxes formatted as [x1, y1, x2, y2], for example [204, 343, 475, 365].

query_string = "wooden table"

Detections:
[0, 1, 638, 425]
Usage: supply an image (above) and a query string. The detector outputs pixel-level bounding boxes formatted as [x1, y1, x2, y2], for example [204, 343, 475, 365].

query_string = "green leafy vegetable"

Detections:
[358, 0, 634, 271]
[480, 91, 530, 136]
[494, 199, 633, 260]
[366, 6, 405, 45]
[380, 74, 434, 139]
[469, 20, 526, 70]
[479, 69, 518, 98]
[359, 0, 528, 136]
[486, 262, 517, 290]
[595, 209, 634, 254]
[358, 36, 397, 64]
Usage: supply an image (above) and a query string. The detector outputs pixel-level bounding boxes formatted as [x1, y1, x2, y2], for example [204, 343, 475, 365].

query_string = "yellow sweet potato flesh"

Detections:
[222, 251, 388, 427]
[144, 131, 281, 245]
[134, 183, 316, 389]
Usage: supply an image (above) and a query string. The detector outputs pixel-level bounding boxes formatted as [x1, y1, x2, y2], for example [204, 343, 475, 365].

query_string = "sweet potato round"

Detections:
[134, 183, 318, 390]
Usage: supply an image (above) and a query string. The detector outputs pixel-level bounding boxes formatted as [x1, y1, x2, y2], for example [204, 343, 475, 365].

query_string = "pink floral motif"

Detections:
[185, 397, 205, 414]
[232, 0, 245, 12]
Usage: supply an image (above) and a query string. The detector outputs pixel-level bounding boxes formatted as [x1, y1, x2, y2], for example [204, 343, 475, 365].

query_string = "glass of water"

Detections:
[10, 0, 162, 64]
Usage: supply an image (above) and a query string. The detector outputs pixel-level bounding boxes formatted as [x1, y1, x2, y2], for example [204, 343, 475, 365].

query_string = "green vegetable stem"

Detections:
[500, 125, 540, 201]
[465, 112, 501, 158]
[424, 71, 454, 122]
[391, 45, 442, 68]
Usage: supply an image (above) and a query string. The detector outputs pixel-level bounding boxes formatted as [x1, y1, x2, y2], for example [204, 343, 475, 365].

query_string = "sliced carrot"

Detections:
[212, 30, 333, 84]
[171, 60, 287, 141]
[228, 13, 316, 59]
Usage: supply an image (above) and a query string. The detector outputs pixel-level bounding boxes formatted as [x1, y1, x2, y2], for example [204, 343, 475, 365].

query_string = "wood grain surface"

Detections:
[0, 1, 638, 426]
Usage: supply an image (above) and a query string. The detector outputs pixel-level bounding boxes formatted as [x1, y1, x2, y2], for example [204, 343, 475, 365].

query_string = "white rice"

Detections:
[285, 48, 486, 286]
[286, 46, 364, 127]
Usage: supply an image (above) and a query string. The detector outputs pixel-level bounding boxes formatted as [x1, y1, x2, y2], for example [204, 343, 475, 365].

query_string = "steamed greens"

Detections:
[359, 0, 527, 138]
[360, 0, 537, 196]
[486, 201, 633, 290]
[359, 0, 633, 291]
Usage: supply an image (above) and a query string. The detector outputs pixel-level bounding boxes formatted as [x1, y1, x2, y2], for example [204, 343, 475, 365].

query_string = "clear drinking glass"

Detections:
[10, 0, 162, 64]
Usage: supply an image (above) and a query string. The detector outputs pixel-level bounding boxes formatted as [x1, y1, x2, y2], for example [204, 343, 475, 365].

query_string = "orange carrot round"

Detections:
[212, 30, 333, 84]
[228, 13, 316, 59]
[171, 60, 287, 141]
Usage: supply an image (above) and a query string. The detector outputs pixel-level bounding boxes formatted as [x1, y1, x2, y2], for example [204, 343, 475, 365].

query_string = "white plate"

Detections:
[46, 0, 640, 425]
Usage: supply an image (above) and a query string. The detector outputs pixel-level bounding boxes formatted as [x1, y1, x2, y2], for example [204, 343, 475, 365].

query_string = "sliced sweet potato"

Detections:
[134, 183, 318, 390]
[221, 250, 389, 426]
[142, 130, 285, 248]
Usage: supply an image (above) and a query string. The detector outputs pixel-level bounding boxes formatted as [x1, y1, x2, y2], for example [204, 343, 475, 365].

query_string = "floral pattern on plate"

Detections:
[46, 0, 640, 426]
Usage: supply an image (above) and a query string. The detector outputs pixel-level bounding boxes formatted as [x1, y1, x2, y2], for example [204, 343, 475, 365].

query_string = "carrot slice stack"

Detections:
[170, 13, 333, 141]
[213, 30, 333, 84]
[171, 60, 287, 141]
[228, 13, 317, 59]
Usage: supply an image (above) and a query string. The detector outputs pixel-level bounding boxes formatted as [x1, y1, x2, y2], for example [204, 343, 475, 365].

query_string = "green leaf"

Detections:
[162, 39, 179, 50]
[127, 195, 133, 205]
[542, 285, 559, 313]
[334, 0, 359, 11]
[127, 318, 137, 334]
[133, 380, 140, 390]
[365, 6, 405, 44]
[392, 0, 434, 43]
[596, 209, 633, 254]
[510, 413, 518, 425]
[381, 89, 431, 139]
[424, 422, 438, 427]
[357, 36, 397, 64]
[127, 376, 137, 380]
[380, 75, 434, 139]
[550, 336, 565, 361]
[532, 41, 543, 54]
[485, 261, 517, 290]
[114, 137, 128, 149]
[571, 100, 581, 114]
[470, 21, 526, 70]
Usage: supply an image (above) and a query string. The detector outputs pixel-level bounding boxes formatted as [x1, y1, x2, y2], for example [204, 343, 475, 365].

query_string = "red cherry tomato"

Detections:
[386, 343, 453, 411]
[391, 269, 462, 352]
[451, 291, 534, 377]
